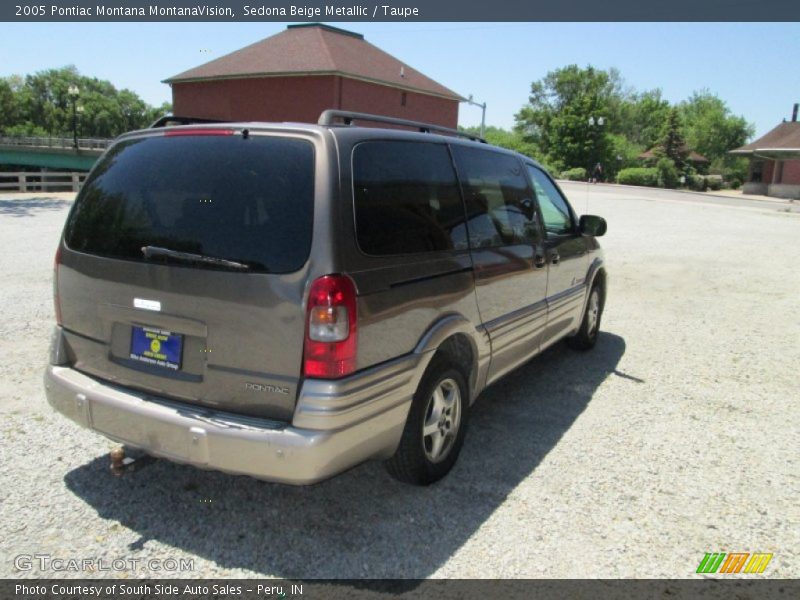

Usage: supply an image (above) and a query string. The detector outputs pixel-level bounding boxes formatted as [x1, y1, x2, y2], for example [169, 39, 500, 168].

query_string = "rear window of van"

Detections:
[64, 134, 314, 273]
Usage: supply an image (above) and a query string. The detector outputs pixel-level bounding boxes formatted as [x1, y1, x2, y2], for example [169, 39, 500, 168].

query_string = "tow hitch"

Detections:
[109, 446, 156, 476]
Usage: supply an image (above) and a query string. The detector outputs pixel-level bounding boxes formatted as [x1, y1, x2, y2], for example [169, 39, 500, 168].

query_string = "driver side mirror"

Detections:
[579, 215, 607, 237]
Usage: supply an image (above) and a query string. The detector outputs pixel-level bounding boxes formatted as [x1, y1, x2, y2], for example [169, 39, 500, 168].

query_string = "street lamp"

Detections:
[588, 115, 605, 182]
[465, 94, 487, 139]
[76, 105, 84, 141]
[67, 85, 80, 149]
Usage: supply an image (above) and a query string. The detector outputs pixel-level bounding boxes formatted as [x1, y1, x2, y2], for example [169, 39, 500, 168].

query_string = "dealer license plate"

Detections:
[129, 326, 183, 371]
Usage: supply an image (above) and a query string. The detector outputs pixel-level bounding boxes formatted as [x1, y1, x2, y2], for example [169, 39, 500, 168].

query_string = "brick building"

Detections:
[163, 23, 463, 128]
[731, 104, 800, 199]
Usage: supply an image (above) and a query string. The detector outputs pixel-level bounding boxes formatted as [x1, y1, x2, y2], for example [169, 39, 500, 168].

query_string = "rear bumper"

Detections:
[44, 361, 414, 485]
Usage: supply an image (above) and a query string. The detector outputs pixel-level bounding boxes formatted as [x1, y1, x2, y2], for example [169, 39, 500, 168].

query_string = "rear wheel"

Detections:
[385, 360, 469, 485]
[567, 282, 603, 351]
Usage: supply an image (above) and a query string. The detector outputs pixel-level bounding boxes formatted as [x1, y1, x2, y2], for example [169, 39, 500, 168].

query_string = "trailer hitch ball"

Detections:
[110, 446, 126, 476]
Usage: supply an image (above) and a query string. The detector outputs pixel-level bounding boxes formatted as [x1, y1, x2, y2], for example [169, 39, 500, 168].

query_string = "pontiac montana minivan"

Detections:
[45, 111, 607, 485]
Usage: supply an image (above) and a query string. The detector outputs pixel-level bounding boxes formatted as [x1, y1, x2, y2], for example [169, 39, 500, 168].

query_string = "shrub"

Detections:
[712, 156, 749, 187]
[616, 167, 659, 187]
[687, 174, 727, 192]
[688, 176, 707, 191]
[656, 158, 680, 189]
[560, 167, 587, 181]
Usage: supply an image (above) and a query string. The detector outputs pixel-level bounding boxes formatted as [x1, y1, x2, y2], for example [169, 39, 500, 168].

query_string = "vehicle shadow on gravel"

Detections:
[0, 197, 71, 217]
[65, 332, 628, 579]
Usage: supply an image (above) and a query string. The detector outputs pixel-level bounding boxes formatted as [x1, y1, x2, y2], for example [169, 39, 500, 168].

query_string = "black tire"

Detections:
[567, 282, 604, 351]
[385, 359, 469, 485]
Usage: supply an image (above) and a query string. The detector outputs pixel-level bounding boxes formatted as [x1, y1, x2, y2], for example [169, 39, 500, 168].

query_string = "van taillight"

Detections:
[303, 275, 357, 379]
[54, 243, 63, 326]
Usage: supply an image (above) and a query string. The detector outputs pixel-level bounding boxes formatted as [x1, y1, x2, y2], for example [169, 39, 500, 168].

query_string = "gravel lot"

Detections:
[0, 186, 798, 579]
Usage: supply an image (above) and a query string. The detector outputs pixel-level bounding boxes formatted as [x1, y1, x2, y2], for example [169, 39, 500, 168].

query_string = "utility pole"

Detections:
[465, 95, 487, 138]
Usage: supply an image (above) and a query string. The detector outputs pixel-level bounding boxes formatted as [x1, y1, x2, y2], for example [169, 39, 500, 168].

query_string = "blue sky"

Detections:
[1, 22, 798, 138]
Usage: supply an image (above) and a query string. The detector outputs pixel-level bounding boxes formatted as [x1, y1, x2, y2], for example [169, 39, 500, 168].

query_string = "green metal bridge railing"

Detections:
[0, 136, 113, 152]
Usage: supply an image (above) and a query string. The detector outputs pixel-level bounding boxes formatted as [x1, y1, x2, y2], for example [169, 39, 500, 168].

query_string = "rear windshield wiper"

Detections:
[141, 246, 251, 271]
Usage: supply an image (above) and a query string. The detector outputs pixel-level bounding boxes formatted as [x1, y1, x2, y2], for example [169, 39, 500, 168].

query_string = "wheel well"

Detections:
[592, 268, 607, 308]
[430, 334, 476, 398]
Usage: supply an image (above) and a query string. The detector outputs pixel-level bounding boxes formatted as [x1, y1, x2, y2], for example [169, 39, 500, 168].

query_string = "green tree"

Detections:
[1, 65, 170, 138]
[658, 108, 689, 172]
[679, 90, 754, 167]
[514, 65, 617, 173]
[511, 67, 754, 185]
[612, 89, 671, 150]
[606, 133, 645, 177]
[460, 125, 540, 159]
[0, 79, 17, 130]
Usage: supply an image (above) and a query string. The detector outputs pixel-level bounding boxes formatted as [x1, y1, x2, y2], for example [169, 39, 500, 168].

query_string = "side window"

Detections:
[353, 141, 467, 255]
[451, 146, 540, 248]
[527, 165, 575, 236]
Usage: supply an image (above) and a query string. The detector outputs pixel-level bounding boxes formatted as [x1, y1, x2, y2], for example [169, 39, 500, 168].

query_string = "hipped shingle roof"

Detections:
[164, 23, 463, 101]
[730, 121, 800, 155]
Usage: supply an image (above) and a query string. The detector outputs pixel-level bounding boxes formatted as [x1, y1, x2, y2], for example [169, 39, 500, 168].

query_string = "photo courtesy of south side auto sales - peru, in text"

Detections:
[16, 584, 297, 597]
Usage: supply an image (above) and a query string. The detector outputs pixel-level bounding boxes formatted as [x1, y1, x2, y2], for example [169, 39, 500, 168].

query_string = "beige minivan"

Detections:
[45, 111, 607, 485]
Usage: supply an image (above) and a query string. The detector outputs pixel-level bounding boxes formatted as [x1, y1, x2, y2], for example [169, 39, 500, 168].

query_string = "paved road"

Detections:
[0, 188, 797, 579]
[559, 180, 800, 214]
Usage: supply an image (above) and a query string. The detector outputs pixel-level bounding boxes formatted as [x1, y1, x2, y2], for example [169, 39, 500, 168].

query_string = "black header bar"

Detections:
[5, 579, 800, 600]
[4, 0, 800, 22]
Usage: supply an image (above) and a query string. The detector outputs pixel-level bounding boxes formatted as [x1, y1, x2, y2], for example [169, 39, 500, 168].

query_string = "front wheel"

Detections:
[567, 282, 603, 351]
[385, 360, 469, 485]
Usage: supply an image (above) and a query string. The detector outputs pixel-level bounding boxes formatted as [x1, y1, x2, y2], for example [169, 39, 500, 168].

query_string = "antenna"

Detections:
[585, 179, 590, 215]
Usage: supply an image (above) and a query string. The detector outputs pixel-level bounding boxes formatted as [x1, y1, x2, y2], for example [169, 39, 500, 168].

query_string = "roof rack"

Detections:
[149, 115, 227, 128]
[318, 110, 486, 143]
